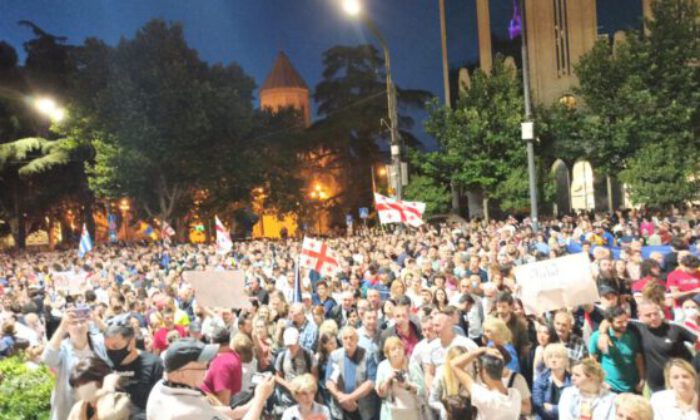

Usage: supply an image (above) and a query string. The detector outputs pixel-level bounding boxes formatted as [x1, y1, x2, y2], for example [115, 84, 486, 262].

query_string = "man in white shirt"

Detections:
[410, 314, 435, 369]
[424, 311, 478, 391]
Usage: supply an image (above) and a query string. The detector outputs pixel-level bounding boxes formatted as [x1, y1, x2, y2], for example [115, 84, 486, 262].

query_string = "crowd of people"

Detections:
[0, 208, 699, 420]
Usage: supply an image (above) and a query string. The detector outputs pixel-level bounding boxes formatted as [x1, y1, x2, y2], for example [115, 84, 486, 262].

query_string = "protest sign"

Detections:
[514, 253, 599, 315]
[182, 270, 251, 309]
[52, 271, 88, 294]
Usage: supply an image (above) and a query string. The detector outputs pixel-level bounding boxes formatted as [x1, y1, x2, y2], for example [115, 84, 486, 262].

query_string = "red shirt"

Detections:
[667, 269, 700, 293]
[201, 349, 242, 397]
[396, 324, 419, 357]
[152, 325, 187, 352]
[631, 276, 667, 293]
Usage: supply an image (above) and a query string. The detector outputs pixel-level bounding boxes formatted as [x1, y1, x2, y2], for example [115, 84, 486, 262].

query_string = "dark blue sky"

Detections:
[1, 0, 444, 146]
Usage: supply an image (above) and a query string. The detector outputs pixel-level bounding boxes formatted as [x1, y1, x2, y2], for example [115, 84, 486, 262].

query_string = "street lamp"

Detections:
[519, 0, 539, 232]
[34, 97, 65, 122]
[342, 0, 404, 199]
[309, 183, 328, 235]
[118, 198, 131, 241]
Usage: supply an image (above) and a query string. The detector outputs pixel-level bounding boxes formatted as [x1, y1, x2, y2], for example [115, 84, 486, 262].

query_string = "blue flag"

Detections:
[78, 223, 93, 258]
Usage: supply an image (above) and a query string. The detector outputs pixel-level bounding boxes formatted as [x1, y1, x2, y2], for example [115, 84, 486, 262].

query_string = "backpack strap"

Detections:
[507, 371, 517, 388]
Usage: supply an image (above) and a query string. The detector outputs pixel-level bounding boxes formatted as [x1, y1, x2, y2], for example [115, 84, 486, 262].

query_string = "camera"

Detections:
[394, 371, 405, 382]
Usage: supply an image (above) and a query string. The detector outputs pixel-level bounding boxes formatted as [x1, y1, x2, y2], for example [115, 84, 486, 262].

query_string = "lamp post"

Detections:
[309, 183, 328, 235]
[342, 0, 404, 199]
[519, 0, 539, 232]
[118, 198, 130, 241]
[34, 97, 66, 123]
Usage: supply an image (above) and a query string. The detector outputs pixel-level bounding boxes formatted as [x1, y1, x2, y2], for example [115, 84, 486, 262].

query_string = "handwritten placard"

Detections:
[182, 270, 251, 309]
[514, 253, 599, 314]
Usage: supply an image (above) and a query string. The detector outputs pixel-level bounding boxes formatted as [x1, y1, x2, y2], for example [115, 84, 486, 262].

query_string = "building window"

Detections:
[553, 0, 571, 76]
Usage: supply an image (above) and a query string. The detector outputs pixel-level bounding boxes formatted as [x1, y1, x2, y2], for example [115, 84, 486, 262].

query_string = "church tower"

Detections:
[259, 51, 311, 127]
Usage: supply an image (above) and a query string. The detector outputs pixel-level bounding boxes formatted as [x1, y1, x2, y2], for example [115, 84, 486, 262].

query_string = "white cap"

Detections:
[283, 327, 300, 346]
[301, 292, 312, 301]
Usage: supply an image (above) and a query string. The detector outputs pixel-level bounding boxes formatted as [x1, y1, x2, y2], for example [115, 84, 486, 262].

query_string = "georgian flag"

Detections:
[374, 193, 426, 227]
[215, 216, 233, 254]
[160, 220, 175, 238]
[299, 237, 340, 277]
[78, 223, 93, 258]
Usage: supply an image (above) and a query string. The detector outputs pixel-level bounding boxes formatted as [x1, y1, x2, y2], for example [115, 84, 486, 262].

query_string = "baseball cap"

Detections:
[691, 293, 700, 307]
[283, 327, 300, 346]
[598, 283, 618, 296]
[163, 338, 219, 372]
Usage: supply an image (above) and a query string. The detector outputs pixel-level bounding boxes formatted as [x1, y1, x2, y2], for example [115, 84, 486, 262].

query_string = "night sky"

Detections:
[1, 0, 443, 144]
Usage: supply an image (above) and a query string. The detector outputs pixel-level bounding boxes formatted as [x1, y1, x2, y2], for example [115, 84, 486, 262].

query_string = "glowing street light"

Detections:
[342, 0, 362, 16]
[341, 0, 404, 199]
[34, 97, 66, 122]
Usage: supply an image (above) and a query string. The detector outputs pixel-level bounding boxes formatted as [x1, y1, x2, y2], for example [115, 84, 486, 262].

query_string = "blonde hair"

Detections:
[291, 373, 318, 395]
[390, 279, 406, 297]
[615, 393, 653, 420]
[573, 358, 605, 385]
[231, 333, 254, 364]
[319, 319, 339, 338]
[664, 358, 697, 390]
[93, 391, 132, 420]
[383, 336, 405, 359]
[543, 343, 569, 370]
[482, 316, 512, 344]
[443, 345, 469, 396]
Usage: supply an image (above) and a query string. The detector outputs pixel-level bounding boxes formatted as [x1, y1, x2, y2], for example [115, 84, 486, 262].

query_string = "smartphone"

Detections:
[74, 304, 91, 320]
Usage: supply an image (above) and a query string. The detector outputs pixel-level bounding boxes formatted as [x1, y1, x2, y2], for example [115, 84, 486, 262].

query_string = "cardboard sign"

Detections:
[52, 271, 88, 294]
[182, 270, 251, 309]
[514, 253, 599, 315]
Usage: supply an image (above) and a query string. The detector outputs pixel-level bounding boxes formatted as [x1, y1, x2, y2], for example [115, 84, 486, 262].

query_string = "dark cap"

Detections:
[692, 293, 700, 307]
[598, 283, 618, 296]
[163, 338, 219, 372]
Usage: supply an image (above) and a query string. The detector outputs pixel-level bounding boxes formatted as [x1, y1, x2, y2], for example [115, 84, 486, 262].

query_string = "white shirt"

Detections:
[410, 337, 434, 367]
[650, 390, 700, 420]
[428, 334, 478, 368]
[471, 383, 521, 420]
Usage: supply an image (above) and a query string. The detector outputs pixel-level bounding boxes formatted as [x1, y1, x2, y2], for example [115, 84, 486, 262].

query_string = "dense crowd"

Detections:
[1, 208, 699, 420]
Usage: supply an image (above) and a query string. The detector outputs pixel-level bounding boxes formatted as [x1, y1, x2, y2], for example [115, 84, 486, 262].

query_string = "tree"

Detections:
[423, 58, 528, 214]
[310, 45, 432, 220]
[575, 0, 699, 207]
[403, 174, 451, 215]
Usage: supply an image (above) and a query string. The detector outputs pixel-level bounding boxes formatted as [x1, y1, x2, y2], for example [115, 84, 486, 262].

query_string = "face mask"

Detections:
[75, 381, 100, 402]
[107, 344, 131, 366]
[684, 308, 698, 320]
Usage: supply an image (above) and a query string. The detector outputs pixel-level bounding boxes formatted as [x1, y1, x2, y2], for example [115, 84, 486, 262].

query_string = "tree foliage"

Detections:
[403, 175, 451, 215]
[310, 45, 432, 219]
[574, 0, 700, 207]
[422, 58, 528, 213]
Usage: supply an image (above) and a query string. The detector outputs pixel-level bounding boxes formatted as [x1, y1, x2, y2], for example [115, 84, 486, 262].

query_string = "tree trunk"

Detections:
[483, 196, 490, 222]
[606, 175, 614, 214]
[451, 180, 461, 214]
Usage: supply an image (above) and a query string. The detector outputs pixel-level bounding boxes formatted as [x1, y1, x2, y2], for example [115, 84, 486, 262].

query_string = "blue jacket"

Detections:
[532, 368, 572, 420]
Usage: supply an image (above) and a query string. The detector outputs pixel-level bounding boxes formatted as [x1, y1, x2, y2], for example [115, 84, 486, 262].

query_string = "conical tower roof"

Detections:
[261, 51, 308, 91]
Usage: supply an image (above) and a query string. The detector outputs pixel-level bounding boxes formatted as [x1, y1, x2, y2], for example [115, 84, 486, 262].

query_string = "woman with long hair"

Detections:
[375, 337, 428, 420]
[252, 315, 273, 372]
[428, 345, 471, 420]
[314, 332, 338, 408]
[650, 359, 699, 420]
[43, 307, 110, 420]
[432, 288, 449, 312]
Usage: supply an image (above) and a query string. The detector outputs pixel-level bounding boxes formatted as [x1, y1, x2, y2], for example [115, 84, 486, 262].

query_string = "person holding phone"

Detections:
[43, 306, 110, 420]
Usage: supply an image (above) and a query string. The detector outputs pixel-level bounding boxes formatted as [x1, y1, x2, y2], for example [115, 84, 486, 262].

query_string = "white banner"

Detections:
[514, 253, 600, 315]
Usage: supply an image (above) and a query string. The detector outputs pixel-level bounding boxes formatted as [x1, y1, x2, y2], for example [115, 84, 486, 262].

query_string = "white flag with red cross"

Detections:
[215, 216, 233, 254]
[300, 237, 340, 277]
[374, 193, 425, 227]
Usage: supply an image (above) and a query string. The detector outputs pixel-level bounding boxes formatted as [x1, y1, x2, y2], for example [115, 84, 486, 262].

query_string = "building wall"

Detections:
[260, 87, 311, 127]
[524, 0, 598, 105]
